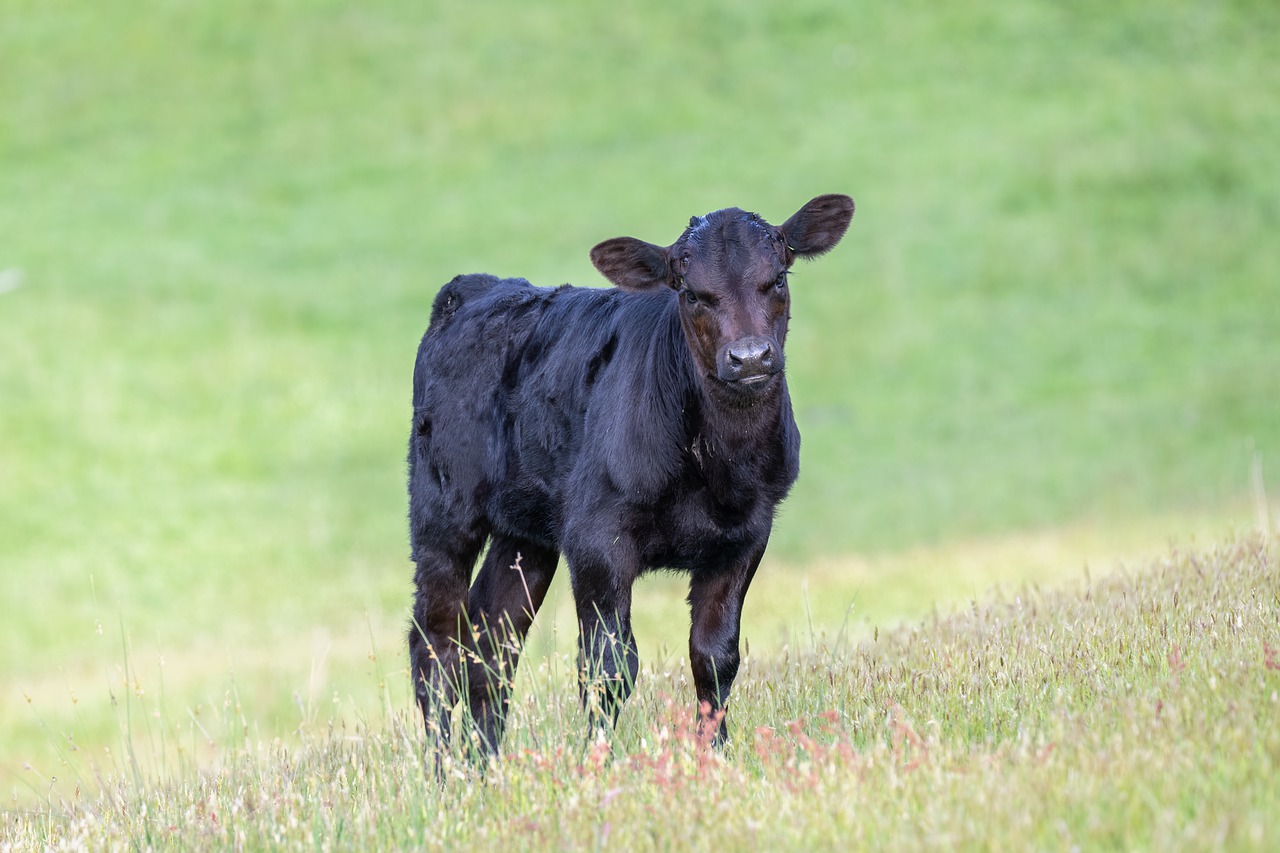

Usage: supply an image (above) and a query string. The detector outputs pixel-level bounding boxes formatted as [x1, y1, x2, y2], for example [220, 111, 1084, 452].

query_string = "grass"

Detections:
[3, 0, 1280, 828]
[5, 536, 1277, 849]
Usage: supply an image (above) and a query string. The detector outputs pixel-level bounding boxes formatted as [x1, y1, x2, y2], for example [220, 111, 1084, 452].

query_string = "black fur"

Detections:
[408, 195, 854, 758]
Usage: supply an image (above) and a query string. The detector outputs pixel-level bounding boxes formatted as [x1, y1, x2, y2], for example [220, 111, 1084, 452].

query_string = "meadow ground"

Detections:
[3, 0, 1279, 842]
[4, 536, 1278, 849]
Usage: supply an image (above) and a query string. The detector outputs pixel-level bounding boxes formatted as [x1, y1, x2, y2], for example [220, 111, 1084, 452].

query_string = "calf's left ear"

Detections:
[779, 194, 855, 261]
[590, 237, 673, 292]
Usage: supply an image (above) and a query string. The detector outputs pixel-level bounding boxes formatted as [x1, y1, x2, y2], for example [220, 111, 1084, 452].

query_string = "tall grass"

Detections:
[6, 536, 1276, 849]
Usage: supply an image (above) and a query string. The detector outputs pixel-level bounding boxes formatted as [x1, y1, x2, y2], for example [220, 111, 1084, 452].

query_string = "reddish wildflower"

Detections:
[787, 717, 817, 754]
[754, 726, 782, 766]
[887, 702, 927, 772]
[695, 701, 725, 753]
[585, 739, 612, 774]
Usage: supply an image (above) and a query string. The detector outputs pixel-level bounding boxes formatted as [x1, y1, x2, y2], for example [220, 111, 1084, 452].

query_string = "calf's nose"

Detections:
[718, 335, 783, 382]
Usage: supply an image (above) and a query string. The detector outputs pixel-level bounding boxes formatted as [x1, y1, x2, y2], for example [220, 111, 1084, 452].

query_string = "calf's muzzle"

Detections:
[717, 335, 783, 385]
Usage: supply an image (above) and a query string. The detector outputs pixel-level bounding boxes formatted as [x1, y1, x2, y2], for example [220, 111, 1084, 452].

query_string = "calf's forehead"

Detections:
[679, 209, 785, 285]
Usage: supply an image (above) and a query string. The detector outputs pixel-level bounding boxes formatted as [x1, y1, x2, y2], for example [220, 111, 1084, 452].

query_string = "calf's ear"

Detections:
[590, 237, 673, 292]
[779, 194, 855, 261]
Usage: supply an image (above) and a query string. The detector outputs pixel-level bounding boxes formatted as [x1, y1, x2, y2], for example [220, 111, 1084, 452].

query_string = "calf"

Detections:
[408, 194, 854, 757]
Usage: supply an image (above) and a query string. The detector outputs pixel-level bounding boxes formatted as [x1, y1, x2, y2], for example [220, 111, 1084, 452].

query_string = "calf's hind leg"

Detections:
[408, 532, 485, 763]
[567, 542, 640, 738]
[463, 537, 559, 754]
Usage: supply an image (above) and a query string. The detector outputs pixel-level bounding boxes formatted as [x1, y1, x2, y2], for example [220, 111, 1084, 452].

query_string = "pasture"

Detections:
[2, 0, 1279, 844]
[8, 538, 1279, 848]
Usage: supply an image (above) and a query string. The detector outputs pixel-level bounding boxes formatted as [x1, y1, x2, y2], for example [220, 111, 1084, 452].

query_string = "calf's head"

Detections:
[591, 194, 854, 404]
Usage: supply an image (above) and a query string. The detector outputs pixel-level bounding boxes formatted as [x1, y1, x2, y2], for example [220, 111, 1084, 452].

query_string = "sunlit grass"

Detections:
[7, 536, 1276, 849]
[7, 503, 1255, 808]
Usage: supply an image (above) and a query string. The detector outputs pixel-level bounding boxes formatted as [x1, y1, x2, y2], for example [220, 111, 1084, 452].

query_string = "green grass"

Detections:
[3, 0, 1280, 821]
[6, 537, 1277, 849]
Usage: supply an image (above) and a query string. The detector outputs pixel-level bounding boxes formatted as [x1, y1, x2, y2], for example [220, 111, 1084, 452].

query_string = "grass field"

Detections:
[6, 537, 1277, 849]
[3, 0, 1279, 839]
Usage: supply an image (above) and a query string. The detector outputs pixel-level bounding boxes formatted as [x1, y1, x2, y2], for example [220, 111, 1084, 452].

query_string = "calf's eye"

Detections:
[684, 288, 699, 304]
[774, 273, 788, 291]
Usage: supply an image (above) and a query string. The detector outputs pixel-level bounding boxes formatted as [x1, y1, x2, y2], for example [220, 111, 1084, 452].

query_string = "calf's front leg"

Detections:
[687, 549, 763, 745]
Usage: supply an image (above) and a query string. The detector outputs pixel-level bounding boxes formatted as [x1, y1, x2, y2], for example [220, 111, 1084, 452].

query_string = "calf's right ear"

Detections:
[590, 237, 673, 292]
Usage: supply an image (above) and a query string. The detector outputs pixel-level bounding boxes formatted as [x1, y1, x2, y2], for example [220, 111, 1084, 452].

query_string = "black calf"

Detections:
[407, 194, 854, 758]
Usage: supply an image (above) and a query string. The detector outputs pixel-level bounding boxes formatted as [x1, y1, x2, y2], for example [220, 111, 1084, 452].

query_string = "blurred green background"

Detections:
[2, 0, 1277, 796]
